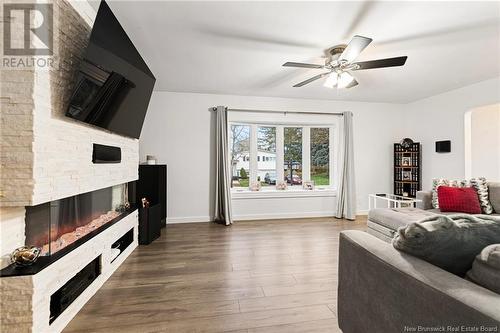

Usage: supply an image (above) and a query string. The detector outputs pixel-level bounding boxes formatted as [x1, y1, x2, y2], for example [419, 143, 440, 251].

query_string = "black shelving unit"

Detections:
[394, 142, 421, 198]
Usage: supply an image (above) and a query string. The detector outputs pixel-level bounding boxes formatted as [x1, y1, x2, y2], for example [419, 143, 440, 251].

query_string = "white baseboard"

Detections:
[167, 216, 212, 224]
[233, 211, 337, 221]
[167, 210, 366, 224]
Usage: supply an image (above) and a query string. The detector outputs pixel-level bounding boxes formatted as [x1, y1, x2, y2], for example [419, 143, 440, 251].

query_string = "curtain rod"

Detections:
[209, 107, 344, 116]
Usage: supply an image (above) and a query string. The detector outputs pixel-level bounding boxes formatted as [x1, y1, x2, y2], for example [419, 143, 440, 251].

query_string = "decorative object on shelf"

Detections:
[400, 138, 414, 150]
[402, 171, 412, 181]
[394, 140, 421, 198]
[141, 197, 150, 208]
[146, 155, 157, 165]
[249, 181, 262, 191]
[401, 157, 411, 166]
[303, 181, 315, 191]
[435, 140, 451, 153]
[276, 181, 287, 191]
[110, 248, 121, 262]
[10, 246, 41, 266]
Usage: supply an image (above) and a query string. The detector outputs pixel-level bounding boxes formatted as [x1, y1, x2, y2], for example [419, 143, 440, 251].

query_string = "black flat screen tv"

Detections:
[66, 0, 155, 139]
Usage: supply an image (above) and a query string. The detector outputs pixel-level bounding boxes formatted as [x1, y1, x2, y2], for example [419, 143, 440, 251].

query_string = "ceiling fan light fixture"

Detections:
[323, 72, 338, 88]
[337, 72, 354, 89]
[283, 35, 407, 89]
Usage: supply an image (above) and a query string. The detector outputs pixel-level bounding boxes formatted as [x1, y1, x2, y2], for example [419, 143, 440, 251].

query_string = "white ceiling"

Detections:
[107, 1, 500, 103]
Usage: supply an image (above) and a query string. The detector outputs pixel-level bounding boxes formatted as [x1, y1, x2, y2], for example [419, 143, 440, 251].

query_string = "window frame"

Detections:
[228, 112, 339, 196]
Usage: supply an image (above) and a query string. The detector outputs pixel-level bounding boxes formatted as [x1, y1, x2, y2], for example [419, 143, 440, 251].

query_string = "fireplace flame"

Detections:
[40, 210, 121, 255]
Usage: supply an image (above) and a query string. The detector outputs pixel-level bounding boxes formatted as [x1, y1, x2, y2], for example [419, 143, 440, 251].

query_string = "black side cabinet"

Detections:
[137, 164, 167, 227]
[139, 204, 161, 245]
[129, 164, 166, 245]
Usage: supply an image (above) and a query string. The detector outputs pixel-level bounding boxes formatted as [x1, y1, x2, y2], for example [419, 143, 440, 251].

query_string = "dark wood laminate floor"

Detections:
[64, 217, 367, 333]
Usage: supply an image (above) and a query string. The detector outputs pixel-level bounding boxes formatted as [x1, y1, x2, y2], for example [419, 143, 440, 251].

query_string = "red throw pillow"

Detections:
[437, 186, 482, 214]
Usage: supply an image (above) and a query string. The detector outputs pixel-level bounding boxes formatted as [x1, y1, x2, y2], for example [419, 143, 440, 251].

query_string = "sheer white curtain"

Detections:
[335, 111, 356, 220]
[214, 106, 233, 225]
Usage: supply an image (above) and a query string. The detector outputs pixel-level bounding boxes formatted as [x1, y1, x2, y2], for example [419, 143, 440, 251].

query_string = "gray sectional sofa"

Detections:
[367, 182, 500, 242]
[337, 182, 500, 332]
[338, 231, 500, 333]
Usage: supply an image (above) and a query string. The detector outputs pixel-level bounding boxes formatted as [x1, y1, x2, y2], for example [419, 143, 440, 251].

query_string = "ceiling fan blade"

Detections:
[339, 35, 372, 63]
[293, 72, 329, 87]
[352, 56, 408, 70]
[283, 62, 324, 69]
[346, 78, 358, 89]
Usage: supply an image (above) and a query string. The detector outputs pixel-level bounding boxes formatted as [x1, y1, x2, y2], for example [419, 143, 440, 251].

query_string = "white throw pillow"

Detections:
[468, 177, 494, 214]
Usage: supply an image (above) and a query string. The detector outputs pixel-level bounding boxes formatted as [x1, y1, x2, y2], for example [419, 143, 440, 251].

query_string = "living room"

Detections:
[0, 1, 499, 332]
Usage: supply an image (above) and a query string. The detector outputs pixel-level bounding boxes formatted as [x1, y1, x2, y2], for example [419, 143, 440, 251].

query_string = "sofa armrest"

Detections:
[337, 231, 500, 333]
[416, 190, 433, 210]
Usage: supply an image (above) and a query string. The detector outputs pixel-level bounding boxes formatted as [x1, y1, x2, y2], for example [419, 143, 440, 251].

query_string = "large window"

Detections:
[228, 118, 336, 192]
[230, 124, 250, 188]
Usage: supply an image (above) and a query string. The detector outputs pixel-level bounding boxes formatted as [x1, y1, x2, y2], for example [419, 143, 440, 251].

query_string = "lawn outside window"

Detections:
[228, 110, 339, 196]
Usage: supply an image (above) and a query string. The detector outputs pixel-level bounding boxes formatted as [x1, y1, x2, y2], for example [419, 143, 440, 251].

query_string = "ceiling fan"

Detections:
[282, 35, 407, 89]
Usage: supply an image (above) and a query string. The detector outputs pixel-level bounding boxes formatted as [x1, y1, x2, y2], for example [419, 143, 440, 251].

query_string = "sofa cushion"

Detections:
[469, 177, 494, 214]
[432, 178, 463, 209]
[489, 182, 500, 213]
[466, 244, 500, 294]
[431, 178, 494, 214]
[437, 186, 482, 214]
[368, 208, 436, 231]
[393, 214, 500, 276]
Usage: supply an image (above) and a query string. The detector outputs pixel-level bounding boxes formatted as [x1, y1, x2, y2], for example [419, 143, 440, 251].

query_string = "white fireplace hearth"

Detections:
[0, 210, 138, 333]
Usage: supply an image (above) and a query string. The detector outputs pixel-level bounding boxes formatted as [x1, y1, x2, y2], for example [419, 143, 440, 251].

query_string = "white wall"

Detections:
[140, 91, 405, 222]
[403, 77, 500, 189]
[467, 104, 500, 181]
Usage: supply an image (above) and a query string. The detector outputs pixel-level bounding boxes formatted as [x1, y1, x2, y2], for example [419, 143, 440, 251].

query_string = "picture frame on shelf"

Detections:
[249, 181, 262, 192]
[303, 181, 315, 191]
[401, 157, 411, 166]
[276, 181, 288, 191]
[402, 171, 412, 181]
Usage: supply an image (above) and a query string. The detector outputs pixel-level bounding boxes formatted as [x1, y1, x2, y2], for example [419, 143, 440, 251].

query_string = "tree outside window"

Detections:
[311, 128, 330, 185]
[230, 125, 250, 187]
[258, 127, 276, 186]
[284, 127, 302, 186]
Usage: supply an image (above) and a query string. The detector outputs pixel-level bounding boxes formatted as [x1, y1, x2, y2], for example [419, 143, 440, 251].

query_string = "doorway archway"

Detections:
[464, 104, 500, 181]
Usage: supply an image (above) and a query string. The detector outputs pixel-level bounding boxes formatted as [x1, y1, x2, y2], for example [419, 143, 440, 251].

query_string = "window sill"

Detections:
[231, 188, 337, 199]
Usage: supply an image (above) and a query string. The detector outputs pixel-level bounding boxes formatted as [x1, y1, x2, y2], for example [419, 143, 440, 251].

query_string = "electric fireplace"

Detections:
[24, 184, 130, 257]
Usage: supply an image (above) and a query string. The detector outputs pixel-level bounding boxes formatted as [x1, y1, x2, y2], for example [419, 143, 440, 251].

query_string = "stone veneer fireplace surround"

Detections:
[0, 1, 141, 332]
